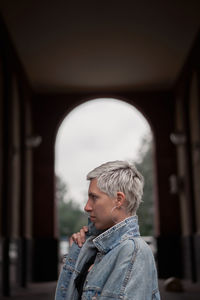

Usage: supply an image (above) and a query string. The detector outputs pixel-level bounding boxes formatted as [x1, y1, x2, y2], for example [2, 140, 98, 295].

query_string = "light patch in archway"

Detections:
[55, 98, 151, 209]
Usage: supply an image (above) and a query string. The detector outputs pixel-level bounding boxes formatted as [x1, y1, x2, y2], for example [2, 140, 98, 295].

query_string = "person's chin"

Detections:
[90, 217, 107, 230]
[92, 220, 101, 230]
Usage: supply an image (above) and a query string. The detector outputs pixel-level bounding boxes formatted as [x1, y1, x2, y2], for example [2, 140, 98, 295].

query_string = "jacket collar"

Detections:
[92, 216, 140, 253]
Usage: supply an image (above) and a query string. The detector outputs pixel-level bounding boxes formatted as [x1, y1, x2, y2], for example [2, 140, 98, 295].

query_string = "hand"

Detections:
[70, 226, 88, 247]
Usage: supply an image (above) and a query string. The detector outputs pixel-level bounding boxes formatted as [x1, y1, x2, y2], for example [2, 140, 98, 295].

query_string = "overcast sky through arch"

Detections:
[55, 98, 151, 210]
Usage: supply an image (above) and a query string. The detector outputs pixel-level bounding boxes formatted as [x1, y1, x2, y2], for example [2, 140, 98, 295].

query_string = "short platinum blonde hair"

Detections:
[87, 161, 144, 215]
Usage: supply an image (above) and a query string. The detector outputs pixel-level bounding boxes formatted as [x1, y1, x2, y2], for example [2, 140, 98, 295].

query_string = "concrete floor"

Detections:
[159, 279, 200, 300]
[1, 280, 200, 299]
[0, 281, 56, 300]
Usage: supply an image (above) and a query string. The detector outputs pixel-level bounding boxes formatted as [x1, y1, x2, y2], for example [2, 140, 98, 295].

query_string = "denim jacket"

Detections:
[55, 216, 160, 300]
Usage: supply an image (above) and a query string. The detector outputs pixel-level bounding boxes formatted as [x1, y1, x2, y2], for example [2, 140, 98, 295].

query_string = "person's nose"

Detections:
[84, 199, 92, 212]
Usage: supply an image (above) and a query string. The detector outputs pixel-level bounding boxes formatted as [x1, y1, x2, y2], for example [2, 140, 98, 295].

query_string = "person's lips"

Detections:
[90, 216, 96, 221]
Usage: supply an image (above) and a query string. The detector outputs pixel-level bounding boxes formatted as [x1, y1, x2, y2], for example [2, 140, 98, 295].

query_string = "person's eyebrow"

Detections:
[88, 192, 99, 198]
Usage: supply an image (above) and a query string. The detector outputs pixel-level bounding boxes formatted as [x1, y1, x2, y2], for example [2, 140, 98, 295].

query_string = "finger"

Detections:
[80, 228, 86, 243]
[83, 226, 88, 232]
[77, 232, 83, 247]
[71, 233, 78, 241]
[71, 227, 88, 248]
[72, 232, 82, 247]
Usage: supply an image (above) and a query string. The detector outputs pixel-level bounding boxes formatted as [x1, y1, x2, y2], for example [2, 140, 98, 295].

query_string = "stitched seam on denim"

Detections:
[64, 264, 80, 275]
[100, 291, 122, 298]
[152, 288, 159, 295]
[83, 286, 102, 291]
[119, 238, 138, 297]
[94, 216, 136, 242]
[93, 217, 139, 253]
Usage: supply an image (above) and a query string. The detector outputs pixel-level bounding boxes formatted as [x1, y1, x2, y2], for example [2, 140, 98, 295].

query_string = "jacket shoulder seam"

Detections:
[119, 238, 139, 296]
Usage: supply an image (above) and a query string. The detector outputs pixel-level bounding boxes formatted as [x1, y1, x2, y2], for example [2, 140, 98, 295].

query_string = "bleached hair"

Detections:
[87, 161, 144, 215]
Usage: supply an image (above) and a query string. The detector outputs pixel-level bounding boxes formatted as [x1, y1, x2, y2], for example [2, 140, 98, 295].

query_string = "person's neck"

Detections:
[115, 213, 132, 224]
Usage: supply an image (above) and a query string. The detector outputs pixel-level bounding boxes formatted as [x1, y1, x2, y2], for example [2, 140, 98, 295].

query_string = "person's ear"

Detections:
[116, 192, 126, 207]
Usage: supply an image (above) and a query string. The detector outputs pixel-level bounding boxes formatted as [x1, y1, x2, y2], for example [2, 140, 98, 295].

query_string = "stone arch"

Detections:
[32, 91, 181, 280]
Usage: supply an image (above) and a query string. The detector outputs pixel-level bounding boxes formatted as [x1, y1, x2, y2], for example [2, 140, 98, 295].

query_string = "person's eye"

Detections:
[91, 195, 98, 201]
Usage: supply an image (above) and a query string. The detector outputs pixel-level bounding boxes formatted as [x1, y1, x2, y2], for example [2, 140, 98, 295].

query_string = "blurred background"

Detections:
[0, 1, 200, 298]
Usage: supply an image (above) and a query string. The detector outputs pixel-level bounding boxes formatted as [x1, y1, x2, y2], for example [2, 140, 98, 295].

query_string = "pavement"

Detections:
[0, 281, 57, 300]
[0, 280, 200, 299]
[159, 279, 200, 300]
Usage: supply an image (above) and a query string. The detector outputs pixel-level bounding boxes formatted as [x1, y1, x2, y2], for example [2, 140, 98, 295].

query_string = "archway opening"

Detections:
[55, 98, 155, 256]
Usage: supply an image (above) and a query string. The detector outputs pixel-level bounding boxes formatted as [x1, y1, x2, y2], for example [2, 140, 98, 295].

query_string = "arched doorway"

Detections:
[55, 98, 156, 256]
[32, 91, 181, 281]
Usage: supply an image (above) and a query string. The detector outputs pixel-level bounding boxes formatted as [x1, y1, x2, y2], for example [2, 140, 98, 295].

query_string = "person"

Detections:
[55, 161, 160, 300]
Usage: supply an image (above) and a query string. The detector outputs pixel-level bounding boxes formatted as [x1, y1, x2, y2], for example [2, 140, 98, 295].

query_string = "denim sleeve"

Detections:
[120, 239, 160, 300]
[97, 239, 160, 300]
[55, 242, 81, 300]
